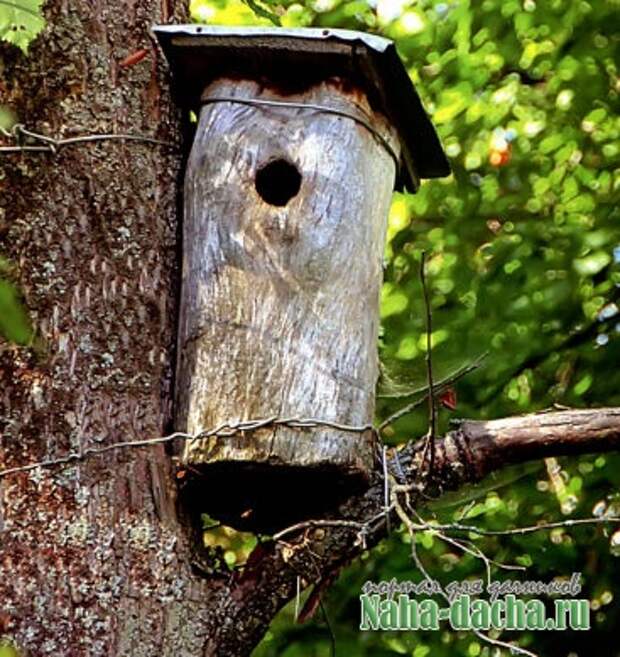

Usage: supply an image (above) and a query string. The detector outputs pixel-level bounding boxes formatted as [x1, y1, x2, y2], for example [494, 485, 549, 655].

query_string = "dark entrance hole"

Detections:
[255, 159, 302, 207]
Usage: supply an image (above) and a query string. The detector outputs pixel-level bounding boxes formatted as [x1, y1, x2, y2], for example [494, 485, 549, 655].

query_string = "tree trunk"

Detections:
[0, 2, 216, 655]
[2, 4, 620, 657]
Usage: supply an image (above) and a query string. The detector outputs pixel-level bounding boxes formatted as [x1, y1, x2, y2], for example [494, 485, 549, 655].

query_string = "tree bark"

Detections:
[0, 1, 218, 655]
[1, 4, 620, 657]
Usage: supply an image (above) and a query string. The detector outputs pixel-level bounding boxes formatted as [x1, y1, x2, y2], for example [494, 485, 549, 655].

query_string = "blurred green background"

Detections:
[2, 0, 619, 655]
[186, 0, 620, 655]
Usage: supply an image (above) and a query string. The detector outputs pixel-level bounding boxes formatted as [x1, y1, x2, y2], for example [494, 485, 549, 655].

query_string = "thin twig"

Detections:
[273, 508, 391, 545]
[382, 445, 391, 533]
[436, 530, 524, 582]
[420, 251, 437, 441]
[393, 491, 540, 657]
[241, 0, 281, 26]
[378, 395, 427, 431]
[273, 509, 620, 545]
[419, 252, 438, 487]
[474, 629, 539, 657]
[434, 515, 620, 537]
[272, 519, 367, 542]
[377, 351, 487, 431]
[319, 599, 337, 657]
[407, 505, 525, 582]
[456, 499, 477, 522]
[294, 576, 301, 622]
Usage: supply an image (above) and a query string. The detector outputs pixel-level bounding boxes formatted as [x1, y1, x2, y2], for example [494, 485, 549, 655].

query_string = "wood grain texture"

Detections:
[175, 78, 399, 527]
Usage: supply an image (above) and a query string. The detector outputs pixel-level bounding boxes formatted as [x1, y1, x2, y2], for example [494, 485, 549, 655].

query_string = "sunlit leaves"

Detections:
[0, 104, 17, 131]
[0, 0, 45, 52]
[433, 84, 472, 125]
[0, 278, 32, 345]
[192, 0, 620, 654]
[574, 251, 611, 277]
[0, 254, 33, 345]
[0, 638, 20, 657]
[190, 0, 274, 26]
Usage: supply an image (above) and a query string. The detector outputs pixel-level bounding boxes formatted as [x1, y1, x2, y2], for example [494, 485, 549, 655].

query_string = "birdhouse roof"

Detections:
[153, 24, 450, 191]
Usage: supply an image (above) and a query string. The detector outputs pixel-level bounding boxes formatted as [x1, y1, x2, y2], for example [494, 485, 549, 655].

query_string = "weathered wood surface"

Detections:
[175, 78, 400, 527]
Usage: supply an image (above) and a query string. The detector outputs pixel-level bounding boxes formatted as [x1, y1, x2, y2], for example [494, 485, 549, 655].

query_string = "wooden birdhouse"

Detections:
[154, 25, 449, 532]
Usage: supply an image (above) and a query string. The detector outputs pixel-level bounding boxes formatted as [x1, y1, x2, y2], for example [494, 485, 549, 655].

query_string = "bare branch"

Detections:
[186, 407, 620, 654]
[447, 407, 620, 484]
[420, 251, 438, 442]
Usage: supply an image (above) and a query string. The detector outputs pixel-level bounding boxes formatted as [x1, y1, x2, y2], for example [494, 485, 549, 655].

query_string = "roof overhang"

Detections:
[153, 24, 450, 192]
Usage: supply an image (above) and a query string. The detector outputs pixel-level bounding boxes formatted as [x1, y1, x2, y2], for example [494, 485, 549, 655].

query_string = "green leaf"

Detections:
[573, 251, 611, 276]
[0, 0, 45, 53]
[380, 285, 408, 318]
[0, 278, 33, 345]
[0, 640, 20, 657]
[0, 104, 17, 131]
[573, 374, 592, 397]
[463, 502, 487, 519]
[516, 554, 533, 567]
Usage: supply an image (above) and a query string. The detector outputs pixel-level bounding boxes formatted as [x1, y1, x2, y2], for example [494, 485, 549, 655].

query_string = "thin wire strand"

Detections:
[0, 124, 175, 154]
[0, 416, 376, 479]
[201, 96, 401, 174]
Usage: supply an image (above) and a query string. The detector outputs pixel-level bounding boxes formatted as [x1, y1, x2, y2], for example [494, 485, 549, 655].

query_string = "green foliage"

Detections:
[0, 0, 45, 53]
[0, 105, 17, 132]
[0, 638, 21, 657]
[188, 0, 620, 654]
[201, 513, 258, 567]
[0, 280, 32, 345]
[0, 257, 33, 345]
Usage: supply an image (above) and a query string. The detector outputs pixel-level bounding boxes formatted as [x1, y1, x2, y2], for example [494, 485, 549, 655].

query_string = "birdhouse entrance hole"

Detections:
[255, 159, 302, 207]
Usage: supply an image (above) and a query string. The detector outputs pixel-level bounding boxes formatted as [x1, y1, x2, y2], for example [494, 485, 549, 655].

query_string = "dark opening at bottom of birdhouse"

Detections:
[178, 461, 369, 534]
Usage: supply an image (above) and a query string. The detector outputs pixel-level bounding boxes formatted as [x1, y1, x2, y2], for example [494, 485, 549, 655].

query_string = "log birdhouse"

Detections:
[154, 25, 449, 532]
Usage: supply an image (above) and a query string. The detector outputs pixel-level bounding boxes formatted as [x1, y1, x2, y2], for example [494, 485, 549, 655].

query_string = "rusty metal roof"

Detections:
[153, 24, 450, 191]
